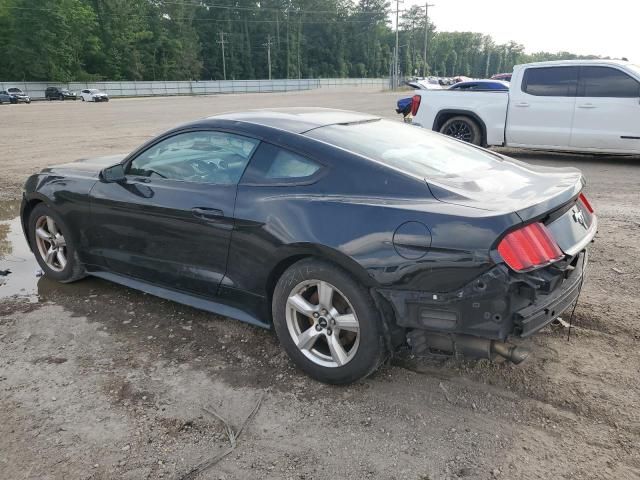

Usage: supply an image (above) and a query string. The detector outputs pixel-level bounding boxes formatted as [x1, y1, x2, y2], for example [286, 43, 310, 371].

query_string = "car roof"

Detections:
[517, 59, 631, 68]
[456, 80, 509, 85]
[205, 108, 381, 134]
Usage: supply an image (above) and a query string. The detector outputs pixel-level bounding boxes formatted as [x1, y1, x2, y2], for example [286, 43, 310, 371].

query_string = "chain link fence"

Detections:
[0, 78, 390, 100]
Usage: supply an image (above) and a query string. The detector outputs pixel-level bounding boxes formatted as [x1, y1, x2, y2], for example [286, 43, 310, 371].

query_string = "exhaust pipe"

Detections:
[491, 341, 529, 364]
[408, 331, 530, 364]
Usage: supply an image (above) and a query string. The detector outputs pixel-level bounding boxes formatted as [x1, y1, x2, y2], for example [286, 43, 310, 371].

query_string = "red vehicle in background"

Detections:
[491, 72, 512, 81]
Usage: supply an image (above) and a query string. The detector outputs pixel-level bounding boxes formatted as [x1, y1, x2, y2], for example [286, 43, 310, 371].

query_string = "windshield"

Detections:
[89, 89, 99, 93]
[306, 119, 502, 180]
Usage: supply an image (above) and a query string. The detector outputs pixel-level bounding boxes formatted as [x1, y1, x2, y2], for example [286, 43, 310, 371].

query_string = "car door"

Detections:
[570, 65, 640, 153]
[88, 129, 260, 298]
[506, 66, 578, 148]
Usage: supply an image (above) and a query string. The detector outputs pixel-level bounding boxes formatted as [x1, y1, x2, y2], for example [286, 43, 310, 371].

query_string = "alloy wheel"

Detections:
[34, 215, 67, 272]
[285, 279, 360, 368]
[444, 120, 473, 142]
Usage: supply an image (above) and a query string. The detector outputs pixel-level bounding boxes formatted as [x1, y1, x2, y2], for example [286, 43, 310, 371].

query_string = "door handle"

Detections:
[515, 102, 529, 107]
[191, 207, 224, 220]
[578, 103, 596, 109]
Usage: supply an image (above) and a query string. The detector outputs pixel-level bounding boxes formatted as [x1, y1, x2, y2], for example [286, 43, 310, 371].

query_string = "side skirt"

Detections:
[89, 271, 271, 330]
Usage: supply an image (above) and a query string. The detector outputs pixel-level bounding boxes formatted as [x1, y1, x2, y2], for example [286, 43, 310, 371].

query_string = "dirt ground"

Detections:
[0, 90, 639, 480]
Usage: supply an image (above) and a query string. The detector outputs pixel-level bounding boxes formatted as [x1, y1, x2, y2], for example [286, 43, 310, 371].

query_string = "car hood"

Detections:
[43, 154, 127, 177]
[425, 156, 584, 222]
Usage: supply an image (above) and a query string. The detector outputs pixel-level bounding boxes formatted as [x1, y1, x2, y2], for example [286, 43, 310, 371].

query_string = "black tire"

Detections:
[81, 96, 85, 102]
[272, 258, 387, 384]
[439, 115, 482, 145]
[28, 203, 85, 283]
[59, 95, 64, 101]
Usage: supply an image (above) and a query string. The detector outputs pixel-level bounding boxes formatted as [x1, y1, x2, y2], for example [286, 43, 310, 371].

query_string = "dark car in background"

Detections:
[0, 91, 13, 104]
[1, 87, 31, 103]
[45, 86, 77, 101]
[20, 109, 596, 384]
[449, 80, 510, 91]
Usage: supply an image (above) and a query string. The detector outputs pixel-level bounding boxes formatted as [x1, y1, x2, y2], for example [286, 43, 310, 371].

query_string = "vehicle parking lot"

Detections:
[1, 90, 639, 479]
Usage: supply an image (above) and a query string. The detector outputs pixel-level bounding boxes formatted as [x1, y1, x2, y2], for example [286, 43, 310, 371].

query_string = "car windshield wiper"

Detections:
[146, 169, 168, 179]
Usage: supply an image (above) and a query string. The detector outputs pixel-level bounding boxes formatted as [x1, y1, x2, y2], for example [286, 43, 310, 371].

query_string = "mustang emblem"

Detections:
[572, 209, 588, 229]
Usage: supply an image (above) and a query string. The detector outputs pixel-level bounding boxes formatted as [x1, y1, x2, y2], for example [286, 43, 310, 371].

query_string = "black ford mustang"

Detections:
[21, 109, 597, 384]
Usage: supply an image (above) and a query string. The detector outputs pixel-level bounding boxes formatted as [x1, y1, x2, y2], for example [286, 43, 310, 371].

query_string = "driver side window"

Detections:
[128, 131, 259, 185]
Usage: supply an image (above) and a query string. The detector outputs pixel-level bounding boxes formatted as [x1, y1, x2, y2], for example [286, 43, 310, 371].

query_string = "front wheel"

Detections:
[272, 259, 386, 384]
[28, 204, 85, 283]
[439, 115, 482, 145]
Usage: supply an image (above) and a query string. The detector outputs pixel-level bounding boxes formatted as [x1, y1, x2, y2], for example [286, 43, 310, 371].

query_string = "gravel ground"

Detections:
[0, 90, 639, 480]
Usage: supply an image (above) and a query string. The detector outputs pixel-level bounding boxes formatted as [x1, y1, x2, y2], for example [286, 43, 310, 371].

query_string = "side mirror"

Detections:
[100, 164, 126, 183]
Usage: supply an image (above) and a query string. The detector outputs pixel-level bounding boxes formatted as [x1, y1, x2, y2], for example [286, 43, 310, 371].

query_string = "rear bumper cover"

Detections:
[377, 251, 587, 341]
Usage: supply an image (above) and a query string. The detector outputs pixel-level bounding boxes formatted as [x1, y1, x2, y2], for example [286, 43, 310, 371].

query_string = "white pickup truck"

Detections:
[407, 60, 640, 154]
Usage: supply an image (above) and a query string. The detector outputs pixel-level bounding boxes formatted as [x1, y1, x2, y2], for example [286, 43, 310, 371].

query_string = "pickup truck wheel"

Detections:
[440, 116, 482, 145]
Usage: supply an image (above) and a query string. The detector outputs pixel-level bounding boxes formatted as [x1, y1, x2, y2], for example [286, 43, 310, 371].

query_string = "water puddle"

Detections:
[0, 200, 41, 300]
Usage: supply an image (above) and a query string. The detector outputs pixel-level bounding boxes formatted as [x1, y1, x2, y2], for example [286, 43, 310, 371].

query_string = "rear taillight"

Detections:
[497, 222, 563, 272]
[411, 95, 421, 116]
[579, 192, 594, 213]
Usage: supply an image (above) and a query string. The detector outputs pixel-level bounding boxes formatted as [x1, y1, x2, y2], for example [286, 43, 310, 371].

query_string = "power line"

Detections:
[5, 4, 409, 18]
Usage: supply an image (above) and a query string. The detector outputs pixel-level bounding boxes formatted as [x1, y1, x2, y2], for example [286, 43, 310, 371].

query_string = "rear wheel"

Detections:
[272, 259, 386, 384]
[28, 204, 85, 283]
[439, 115, 482, 145]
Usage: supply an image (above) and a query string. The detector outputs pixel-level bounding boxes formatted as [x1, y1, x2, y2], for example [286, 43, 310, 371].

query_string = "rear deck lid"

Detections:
[425, 154, 584, 222]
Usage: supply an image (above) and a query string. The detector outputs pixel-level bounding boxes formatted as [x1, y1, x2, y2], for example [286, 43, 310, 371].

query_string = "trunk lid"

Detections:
[426, 155, 584, 222]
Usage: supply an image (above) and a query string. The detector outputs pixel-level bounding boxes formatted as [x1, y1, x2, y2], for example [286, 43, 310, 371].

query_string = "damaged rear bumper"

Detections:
[377, 251, 587, 358]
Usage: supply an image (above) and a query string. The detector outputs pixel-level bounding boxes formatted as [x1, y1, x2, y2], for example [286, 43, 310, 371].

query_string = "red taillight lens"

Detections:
[579, 193, 594, 213]
[410, 95, 421, 116]
[497, 222, 563, 272]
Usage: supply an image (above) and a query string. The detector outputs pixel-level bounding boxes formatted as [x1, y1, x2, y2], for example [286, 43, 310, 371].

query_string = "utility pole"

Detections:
[423, 3, 434, 78]
[263, 35, 273, 80]
[217, 31, 227, 80]
[394, 0, 403, 89]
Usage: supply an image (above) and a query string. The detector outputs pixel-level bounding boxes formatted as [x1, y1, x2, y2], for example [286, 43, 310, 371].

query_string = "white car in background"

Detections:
[407, 60, 640, 154]
[79, 89, 109, 102]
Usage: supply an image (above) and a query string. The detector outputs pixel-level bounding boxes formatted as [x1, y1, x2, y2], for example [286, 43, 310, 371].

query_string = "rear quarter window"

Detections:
[241, 143, 322, 185]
